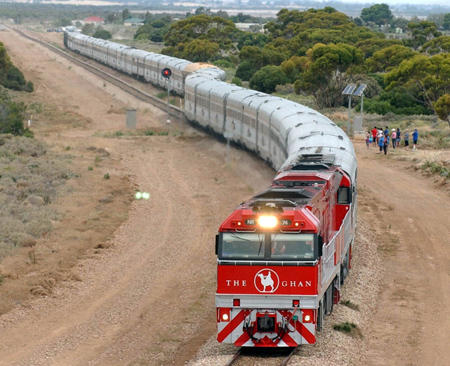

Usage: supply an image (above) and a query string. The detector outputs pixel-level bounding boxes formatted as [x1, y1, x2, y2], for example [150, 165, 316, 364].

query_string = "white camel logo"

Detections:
[257, 272, 274, 292]
[254, 269, 279, 293]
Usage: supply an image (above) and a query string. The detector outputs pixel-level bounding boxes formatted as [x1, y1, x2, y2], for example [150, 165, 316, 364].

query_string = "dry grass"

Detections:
[96, 128, 170, 138]
[0, 134, 73, 260]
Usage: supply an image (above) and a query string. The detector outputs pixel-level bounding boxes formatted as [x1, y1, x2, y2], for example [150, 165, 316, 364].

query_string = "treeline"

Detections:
[0, 42, 33, 92]
[0, 43, 32, 136]
[0, 3, 124, 26]
[150, 6, 449, 121]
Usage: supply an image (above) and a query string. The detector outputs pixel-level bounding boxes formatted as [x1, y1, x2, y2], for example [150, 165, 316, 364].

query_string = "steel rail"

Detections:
[280, 347, 298, 366]
[10, 27, 185, 121]
[225, 347, 298, 366]
[225, 349, 242, 366]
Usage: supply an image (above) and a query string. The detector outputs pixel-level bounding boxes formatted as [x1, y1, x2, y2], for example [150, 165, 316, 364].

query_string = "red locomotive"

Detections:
[215, 155, 356, 347]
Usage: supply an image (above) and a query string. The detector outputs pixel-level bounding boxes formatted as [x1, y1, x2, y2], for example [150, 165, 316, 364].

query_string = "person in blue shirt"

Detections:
[412, 129, 419, 150]
[378, 134, 384, 153]
[384, 126, 389, 136]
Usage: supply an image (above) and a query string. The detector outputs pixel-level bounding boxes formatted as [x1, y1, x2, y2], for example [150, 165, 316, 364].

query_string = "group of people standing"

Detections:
[366, 126, 419, 155]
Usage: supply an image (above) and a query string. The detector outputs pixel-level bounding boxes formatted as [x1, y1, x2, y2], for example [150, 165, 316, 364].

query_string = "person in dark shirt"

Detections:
[412, 129, 419, 150]
[404, 131, 410, 148]
[383, 134, 390, 155]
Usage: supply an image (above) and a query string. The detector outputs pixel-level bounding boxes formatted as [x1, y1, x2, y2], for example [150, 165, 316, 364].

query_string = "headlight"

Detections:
[258, 215, 278, 229]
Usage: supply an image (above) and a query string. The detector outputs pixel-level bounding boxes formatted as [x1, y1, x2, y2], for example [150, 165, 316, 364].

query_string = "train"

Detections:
[64, 31, 357, 348]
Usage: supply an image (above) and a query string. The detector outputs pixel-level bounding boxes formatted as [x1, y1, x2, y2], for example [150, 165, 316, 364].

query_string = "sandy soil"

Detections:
[0, 28, 449, 366]
[356, 144, 450, 366]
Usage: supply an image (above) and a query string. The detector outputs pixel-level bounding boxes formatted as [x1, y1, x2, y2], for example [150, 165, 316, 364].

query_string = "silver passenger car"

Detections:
[64, 32, 195, 96]
[65, 31, 357, 186]
[184, 74, 357, 184]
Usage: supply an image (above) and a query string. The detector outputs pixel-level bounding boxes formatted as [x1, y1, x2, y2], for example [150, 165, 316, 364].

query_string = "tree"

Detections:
[434, 94, 450, 126]
[421, 36, 450, 55]
[365, 45, 417, 72]
[134, 17, 171, 42]
[295, 43, 363, 108]
[122, 8, 130, 22]
[81, 23, 95, 36]
[407, 21, 441, 49]
[105, 12, 121, 24]
[164, 15, 238, 50]
[385, 53, 450, 116]
[249, 65, 288, 93]
[235, 60, 257, 81]
[182, 39, 219, 62]
[443, 13, 450, 30]
[356, 38, 401, 58]
[93, 28, 112, 40]
[360, 4, 393, 26]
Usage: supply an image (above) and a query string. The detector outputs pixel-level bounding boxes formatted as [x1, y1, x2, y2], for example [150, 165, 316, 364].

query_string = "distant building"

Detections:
[235, 23, 264, 33]
[83, 16, 105, 25]
[124, 18, 144, 27]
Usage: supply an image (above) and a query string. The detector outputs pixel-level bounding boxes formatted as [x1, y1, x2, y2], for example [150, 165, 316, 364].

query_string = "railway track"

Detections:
[226, 347, 298, 366]
[10, 27, 185, 121]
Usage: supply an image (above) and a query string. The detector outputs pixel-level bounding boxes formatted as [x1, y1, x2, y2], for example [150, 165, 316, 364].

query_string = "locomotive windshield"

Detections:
[220, 233, 265, 259]
[220, 233, 316, 261]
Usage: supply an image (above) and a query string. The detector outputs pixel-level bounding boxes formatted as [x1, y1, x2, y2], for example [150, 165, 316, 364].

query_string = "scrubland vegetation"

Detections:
[0, 44, 73, 260]
[0, 135, 74, 259]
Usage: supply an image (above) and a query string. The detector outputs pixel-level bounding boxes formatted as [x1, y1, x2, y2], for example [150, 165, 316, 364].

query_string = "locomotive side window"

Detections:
[337, 186, 352, 204]
[221, 233, 265, 259]
[271, 234, 315, 259]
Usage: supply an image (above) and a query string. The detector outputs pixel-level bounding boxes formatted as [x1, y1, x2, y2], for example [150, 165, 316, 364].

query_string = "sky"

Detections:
[320, 0, 449, 5]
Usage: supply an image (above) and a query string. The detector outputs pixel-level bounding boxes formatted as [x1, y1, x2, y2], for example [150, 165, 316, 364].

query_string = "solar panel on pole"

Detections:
[353, 84, 367, 97]
[342, 84, 357, 95]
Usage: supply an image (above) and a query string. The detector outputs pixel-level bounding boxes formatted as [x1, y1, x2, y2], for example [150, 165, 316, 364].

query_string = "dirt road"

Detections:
[0, 29, 449, 366]
[356, 146, 450, 366]
[0, 29, 274, 365]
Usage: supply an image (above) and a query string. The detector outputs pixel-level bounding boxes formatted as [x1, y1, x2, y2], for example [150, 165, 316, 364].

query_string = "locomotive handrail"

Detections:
[217, 260, 318, 266]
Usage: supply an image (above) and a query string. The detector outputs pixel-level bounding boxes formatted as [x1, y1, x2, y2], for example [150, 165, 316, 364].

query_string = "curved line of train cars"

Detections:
[65, 31, 358, 348]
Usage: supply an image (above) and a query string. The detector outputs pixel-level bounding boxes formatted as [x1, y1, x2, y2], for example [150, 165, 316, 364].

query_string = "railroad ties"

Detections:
[226, 347, 298, 366]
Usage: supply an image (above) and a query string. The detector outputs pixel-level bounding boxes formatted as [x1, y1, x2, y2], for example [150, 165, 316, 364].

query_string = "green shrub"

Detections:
[214, 59, 234, 69]
[249, 65, 288, 94]
[333, 322, 357, 333]
[341, 300, 360, 311]
[231, 76, 242, 86]
[421, 161, 449, 178]
[0, 99, 30, 136]
[235, 61, 257, 81]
